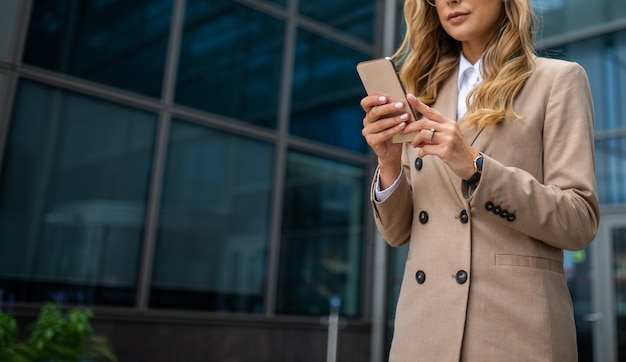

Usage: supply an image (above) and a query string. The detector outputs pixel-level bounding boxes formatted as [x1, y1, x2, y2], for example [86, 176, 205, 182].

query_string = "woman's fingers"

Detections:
[359, 94, 408, 162]
[360, 94, 388, 113]
[406, 93, 447, 123]
[362, 95, 412, 135]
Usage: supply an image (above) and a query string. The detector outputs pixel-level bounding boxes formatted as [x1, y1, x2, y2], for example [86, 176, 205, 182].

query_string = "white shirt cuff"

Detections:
[374, 169, 403, 202]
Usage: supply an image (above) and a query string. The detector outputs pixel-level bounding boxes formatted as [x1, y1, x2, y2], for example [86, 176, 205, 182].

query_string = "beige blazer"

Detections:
[371, 57, 600, 361]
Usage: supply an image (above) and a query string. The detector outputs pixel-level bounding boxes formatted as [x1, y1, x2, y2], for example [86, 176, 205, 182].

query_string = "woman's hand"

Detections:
[405, 93, 480, 181]
[360, 94, 408, 188]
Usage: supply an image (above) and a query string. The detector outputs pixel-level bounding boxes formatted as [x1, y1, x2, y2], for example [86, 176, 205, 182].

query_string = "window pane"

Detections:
[261, 0, 286, 7]
[613, 226, 626, 360]
[0, 0, 20, 61]
[596, 137, 626, 205]
[277, 151, 366, 317]
[387, 245, 408, 353]
[150, 120, 274, 313]
[545, 31, 626, 207]
[613, 31, 626, 132]
[175, 0, 284, 129]
[299, 0, 375, 43]
[0, 72, 5, 116]
[554, 33, 626, 133]
[290, 29, 369, 154]
[533, 0, 626, 41]
[23, 0, 172, 98]
[564, 248, 594, 361]
[0, 80, 157, 306]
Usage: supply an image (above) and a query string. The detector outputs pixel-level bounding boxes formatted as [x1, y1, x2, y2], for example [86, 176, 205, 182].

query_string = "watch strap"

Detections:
[464, 153, 483, 187]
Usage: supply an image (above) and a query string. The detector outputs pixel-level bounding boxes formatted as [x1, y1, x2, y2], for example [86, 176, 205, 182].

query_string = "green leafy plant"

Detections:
[0, 303, 117, 362]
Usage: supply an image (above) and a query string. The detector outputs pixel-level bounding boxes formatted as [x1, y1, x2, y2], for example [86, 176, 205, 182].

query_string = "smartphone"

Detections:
[356, 57, 418, 143]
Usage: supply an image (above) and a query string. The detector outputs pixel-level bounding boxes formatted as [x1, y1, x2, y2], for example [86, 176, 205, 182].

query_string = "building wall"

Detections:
[12, 311, 371, 362]
[0, 0, 380, 360]
[2, 0, 626, 361]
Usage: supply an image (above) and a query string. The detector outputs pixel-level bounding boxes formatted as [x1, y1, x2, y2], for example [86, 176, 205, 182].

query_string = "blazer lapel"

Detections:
[436, 64, 486, 145]
[433, 67, 458, 122]
[431, 66, 484, 199]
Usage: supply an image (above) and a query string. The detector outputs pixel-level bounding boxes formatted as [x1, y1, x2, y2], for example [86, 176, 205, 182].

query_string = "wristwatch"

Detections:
[464, 153, 483, 187]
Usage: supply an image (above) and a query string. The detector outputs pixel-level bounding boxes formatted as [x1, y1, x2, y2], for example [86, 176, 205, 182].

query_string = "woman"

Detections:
[360, 0, 599, 360]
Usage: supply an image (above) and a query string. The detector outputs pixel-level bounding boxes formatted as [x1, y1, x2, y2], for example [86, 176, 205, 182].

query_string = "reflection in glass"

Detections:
[0, 0, 20, 61]
[23, 0, 172, 98]
[299, 0, 375, 43]
[150, 120, 274, 313]
[0, 80, 157, 306]
[261, 0, 286, 7]
[614, 227, 626, 360]
[564, 249, 594, 361]
[0, 72, 5, 116]
[595, 137, 626, 205]
[560, 32, 626, 133]
[608, 30, 626, 128]
[277, 151, 365, 317]
[544, 31, 626, 206]
[387, 245, 408, 353]
[175, 0, 284, 129]
[533, 0, 626, 41]
[290, 29, 369, 154]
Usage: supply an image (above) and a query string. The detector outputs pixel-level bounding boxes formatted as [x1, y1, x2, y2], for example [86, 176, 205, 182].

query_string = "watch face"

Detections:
[474, 154, 483, 173]
[476, 156, 484, 172]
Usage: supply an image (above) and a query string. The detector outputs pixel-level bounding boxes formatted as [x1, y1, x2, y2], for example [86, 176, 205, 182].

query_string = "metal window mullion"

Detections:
[264, 0, 299, 317]
[536, 17, 626, 50]
[0, 0, 32, 179]
[591, 213, 620, 362]
[370, 0, 400, 361]
[136, 0, 186, 311]
[238, 0, 374, 55]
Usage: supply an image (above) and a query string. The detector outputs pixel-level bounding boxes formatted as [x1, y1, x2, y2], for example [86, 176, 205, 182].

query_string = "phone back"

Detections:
[356, 58, 417, 143]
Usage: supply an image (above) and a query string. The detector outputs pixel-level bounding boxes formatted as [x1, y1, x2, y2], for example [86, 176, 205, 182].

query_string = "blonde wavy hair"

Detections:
[392, 0, 537, 128]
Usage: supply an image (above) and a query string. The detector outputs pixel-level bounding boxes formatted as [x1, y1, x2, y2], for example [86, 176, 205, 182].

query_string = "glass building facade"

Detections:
[0, 0, 625, 361]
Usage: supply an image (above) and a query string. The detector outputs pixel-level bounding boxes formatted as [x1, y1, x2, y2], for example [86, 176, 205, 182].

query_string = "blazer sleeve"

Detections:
[471, 62, 600, 251]
[369, 145, 414, 247]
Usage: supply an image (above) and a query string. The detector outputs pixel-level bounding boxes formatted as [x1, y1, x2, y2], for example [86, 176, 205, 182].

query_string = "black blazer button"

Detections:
[459, 210, 469, 224]
[419, 211, 429, 224]
[414, 157, 423, 171]
[455, 270, 468, 284]
[485, 201, 495, 212]
[415, 270, 426, 284]
[493, 205, 502, 215]
[500, 209, 509, 219]
[507, 213, 516, 222]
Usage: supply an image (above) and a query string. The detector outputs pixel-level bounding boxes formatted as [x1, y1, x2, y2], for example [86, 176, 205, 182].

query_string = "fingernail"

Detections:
[398, 122, 406, 129]
[400, 113, 409, 120]
[395, 102, 404, 109]
[378, 96, 387, 103]
[407, 94, 416, 102]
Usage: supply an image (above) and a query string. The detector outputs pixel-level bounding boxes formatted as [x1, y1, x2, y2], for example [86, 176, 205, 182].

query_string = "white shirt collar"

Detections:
[456, 53, 483, 120]
[458, 53, 483, 91]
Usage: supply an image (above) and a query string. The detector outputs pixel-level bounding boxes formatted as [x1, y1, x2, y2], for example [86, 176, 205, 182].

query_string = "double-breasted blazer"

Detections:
[370, 57, 600, 361]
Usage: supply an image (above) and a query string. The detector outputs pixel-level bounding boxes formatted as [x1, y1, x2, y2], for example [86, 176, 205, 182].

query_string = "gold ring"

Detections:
[429, 128, 435, 142]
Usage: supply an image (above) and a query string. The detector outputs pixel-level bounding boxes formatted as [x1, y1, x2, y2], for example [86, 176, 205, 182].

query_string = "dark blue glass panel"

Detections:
[543, 31, 626, 207]
[150, 119, 274, 313]
[262, 0, 286, 7]
[299, 0, 375, 43]
[0, 80, 157, 306]
[0, 0, 20, 61]
[23, 0, 172, 98]
[532, 0, 626, 41]
[290, 29, 369, 154]
[276, 151, 366, 317]
[595, 137, 626, 205]
[175, 0, 284, 129]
